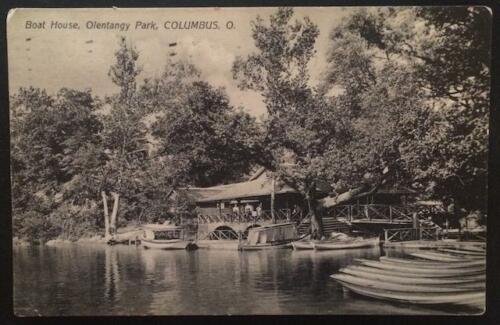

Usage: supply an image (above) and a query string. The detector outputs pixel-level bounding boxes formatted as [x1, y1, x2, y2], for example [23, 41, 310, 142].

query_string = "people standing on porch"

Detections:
[233, 204, 239, 215]
[256, 203, 263, 217]
[245, 202, 253, 214]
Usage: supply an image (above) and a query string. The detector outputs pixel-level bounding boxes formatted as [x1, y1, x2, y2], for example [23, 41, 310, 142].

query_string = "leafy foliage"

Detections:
[10, 8, 489, 241]
[152, 81, 260, 187]
[324, 7, 489, 213]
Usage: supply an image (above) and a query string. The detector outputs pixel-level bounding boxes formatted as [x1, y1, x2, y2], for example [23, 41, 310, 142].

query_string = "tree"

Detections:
[10, 87, 104, 241]
[322, 7, 490, 215]
[99, 37, 148, 239]
[233, 7, 343, 238]
[152, 80, 261, 187]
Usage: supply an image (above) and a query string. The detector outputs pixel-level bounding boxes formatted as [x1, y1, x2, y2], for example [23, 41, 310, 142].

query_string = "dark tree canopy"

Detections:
[152, 81, 261, 187]
[322, 7, 489, 213]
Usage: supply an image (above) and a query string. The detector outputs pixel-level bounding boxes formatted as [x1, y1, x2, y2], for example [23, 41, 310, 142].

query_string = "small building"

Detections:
[174, 167, 329, 223]
[323, 184, 419, 225]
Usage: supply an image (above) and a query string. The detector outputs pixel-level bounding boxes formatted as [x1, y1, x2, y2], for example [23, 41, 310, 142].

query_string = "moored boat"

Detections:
[238, 222, 298, 251]
[438, 248, 486, 256]
[331, 273, 481, 293]
[291, 240, 314, 250]
[312, 237, 379, 251]
[340, 267, 485, 286]
[410, 251, 479, 262]
[355, 259, 485, 276]
[332, 277, 484, 306]
[379, 256, 485, 269]
[141, 224, 198, 250]
[342, 264, 481, 278]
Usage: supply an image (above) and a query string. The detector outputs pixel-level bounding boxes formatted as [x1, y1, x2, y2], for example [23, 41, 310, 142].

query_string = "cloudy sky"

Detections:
[8, 7, 351, 117]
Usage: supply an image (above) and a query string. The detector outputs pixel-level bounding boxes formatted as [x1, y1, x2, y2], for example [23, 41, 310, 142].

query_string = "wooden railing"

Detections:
[198, 229, 240, 240]
[197, 209, 304, 224]
[331, 204, 417, 223]
[384, 227, 440, 242]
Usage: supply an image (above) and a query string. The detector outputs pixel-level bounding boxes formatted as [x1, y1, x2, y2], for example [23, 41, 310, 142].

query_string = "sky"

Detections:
[7, 7, 352, 117]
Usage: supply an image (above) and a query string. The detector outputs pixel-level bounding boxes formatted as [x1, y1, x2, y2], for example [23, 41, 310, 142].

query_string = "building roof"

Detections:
[178, 167, 331, 203]
[196, 173, 298, 203]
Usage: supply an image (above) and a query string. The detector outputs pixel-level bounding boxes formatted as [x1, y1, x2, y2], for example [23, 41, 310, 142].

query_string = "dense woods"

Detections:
[10, 7, 490, 242]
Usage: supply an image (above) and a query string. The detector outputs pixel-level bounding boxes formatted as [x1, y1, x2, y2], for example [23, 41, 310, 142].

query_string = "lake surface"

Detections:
[13, 244, 478, 316]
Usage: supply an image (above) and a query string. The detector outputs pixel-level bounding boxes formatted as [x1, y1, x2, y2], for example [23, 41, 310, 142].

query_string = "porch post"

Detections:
[271, 177, 276, 224]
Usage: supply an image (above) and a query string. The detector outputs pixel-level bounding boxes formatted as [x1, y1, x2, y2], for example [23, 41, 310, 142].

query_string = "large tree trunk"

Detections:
[101, 191, 111, 240]
[307, 188, 324, 240]
[318, 181, 383, 209]
[110, 192, 120, 237]
[271, 178, 276, 223]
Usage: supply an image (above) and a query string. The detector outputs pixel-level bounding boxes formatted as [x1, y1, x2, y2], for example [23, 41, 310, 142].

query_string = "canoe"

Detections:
[410, 252, 479, 262]
[331, 273, 482, 293]
[238, 242, 292, 251]
[379, 256, 485, 269]
[313, 237, 379, 251]
[455, 246, 486, 253]
[355, 259, 485, 276]
[291, 240, 314, 250]
[339, 267, 485, 287]
[438, 248, 486, 256]
[342, 265, 483, 278]
[141, 238, 198, 250]
[333, 279, 485, 306]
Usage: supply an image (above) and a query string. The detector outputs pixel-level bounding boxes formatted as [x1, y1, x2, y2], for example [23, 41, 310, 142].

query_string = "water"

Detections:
[13, 244, 474, 316]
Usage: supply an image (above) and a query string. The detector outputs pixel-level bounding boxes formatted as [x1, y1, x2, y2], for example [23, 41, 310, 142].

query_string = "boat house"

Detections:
[178, 167, 326, 223]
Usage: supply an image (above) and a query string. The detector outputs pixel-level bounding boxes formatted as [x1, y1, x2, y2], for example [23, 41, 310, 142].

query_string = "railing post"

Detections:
[389, 206, 393, 223]
[384, 229, 388, 242]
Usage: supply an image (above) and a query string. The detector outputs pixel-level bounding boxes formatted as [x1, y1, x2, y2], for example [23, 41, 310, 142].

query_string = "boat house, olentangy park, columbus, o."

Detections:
[166, 167, 446, 241]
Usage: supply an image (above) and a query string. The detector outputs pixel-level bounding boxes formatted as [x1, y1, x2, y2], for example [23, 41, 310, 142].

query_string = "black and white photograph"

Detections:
[7, 6, 491, 316]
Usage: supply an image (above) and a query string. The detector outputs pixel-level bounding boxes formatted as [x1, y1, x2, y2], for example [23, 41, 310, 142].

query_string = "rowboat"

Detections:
[438, 248, 486, 256]
[379, 256, 485, 269]
[342, 264, 481, 278]
[141, 224, 198, 250]
[238, 223, 297, 251]
[312, 237, 379, 251]
[141, 238, 198, 250]
[340, 267, 485, 286]
[455, 245, 486, 253]
[410, 252, 478, 262]
[239, 242, 293, 250]
[355, 259, 485, 276]
[332, 277, 485, 306]
[331, 273, 482, 293]
[291, 239, 314, 250]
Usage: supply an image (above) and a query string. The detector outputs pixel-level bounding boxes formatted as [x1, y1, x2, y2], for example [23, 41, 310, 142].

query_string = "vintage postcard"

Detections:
[8, 7, 489, 316]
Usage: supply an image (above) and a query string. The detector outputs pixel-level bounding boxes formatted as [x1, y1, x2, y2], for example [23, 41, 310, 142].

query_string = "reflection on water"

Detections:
[13, 244, 473, 316]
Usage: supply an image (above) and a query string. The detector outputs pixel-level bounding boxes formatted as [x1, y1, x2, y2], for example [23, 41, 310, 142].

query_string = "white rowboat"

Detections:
[291, 240, 314, 250]
[343, 265, 483, 278]
[438, 248, 486, 256]
[379, 256, 485, 268]
[410, 252, 478, 262]
[355, 259, 485, 276]
[313, 237, 379, 250]
[333, 279, 485, 306]
[141, 238, 198, 250]
[339, 267, 485, 286]
[331, 273, 483, 293]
